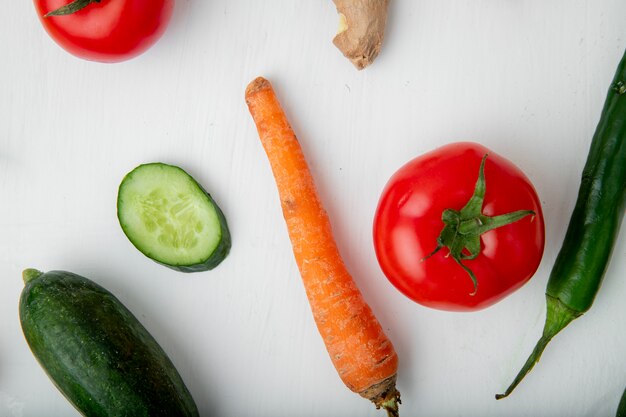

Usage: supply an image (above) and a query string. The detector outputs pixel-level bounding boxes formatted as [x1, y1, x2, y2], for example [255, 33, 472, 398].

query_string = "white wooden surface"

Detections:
[1, 1, 626, 416]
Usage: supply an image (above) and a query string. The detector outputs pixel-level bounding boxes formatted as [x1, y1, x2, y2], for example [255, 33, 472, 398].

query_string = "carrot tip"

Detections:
[360, 374, 401, 416]
[245, 77, 271, 98]
[381, 394, 401, 417]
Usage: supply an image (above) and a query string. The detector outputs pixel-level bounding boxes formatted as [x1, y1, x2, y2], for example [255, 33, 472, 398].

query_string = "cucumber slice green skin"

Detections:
[19, 269, 200, 417]
[117, 163, 231, 273]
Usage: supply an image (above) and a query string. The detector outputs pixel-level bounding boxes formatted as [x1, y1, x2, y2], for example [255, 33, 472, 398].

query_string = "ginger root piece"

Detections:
[332, 0, 391, 70]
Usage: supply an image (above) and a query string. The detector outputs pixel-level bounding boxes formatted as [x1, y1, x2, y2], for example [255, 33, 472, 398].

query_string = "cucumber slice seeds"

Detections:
[117, 163, 230, 272]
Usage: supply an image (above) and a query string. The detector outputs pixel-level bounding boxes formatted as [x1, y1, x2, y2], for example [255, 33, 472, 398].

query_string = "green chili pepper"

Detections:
[617, 387, 626, 417]
[496, 47, 626, 399]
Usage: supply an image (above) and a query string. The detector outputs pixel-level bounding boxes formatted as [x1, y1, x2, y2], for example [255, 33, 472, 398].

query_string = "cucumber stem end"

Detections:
[23, 269, 43, 284]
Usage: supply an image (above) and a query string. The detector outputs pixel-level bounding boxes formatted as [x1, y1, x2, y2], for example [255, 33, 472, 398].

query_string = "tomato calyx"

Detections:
[423, 154, 535, 295]
[45, 0, 101, 17]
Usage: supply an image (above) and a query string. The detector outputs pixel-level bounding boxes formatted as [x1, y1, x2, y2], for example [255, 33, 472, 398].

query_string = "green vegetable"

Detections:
[496, 47, 626, 399]
[19, 269, 199, 417]
[117, 163, 231, 272]
[618, 387, 626, 417]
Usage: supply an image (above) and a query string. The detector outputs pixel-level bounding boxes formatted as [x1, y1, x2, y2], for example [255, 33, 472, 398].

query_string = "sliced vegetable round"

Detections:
[117, 163, 231, 272]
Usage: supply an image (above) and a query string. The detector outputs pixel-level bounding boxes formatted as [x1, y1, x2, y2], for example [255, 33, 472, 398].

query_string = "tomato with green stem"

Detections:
[373, 142, 545, 311]
[34, 0, 174, 62]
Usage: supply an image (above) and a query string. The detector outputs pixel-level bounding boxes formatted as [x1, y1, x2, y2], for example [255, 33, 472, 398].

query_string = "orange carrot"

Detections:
[245, 77, 400, 416]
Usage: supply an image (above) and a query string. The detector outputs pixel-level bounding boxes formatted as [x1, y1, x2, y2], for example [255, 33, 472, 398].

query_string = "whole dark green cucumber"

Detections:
[19, 269, 199, 417]
[496, 48, 626, 399]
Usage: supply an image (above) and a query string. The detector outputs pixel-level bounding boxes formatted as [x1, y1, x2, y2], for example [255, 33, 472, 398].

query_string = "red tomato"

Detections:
[34, 0, 174, 62]
[373, 142, 545, 311]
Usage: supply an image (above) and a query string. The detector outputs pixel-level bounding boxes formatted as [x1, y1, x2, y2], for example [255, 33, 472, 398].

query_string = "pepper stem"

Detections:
[45, 0, 101, 17]
[495, 295, 581, 399]
[423, 154, 535, 295]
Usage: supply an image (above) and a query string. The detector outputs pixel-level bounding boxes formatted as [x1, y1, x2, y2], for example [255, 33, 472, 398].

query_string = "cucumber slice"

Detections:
[117, 163, 230, 272]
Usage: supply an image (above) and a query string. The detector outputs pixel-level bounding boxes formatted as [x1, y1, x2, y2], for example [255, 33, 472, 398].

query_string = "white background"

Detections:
[1, 1, 626, 416]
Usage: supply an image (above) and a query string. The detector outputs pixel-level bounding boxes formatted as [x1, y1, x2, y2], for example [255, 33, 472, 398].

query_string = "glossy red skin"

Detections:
[373, 142, 545, 311]
[34, 0, 174, 62]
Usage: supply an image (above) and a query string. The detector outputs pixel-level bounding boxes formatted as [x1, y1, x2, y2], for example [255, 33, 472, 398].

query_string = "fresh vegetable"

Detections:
[332, 0, 390, 70]
[245, 77, 400, 416]
[618, 387, 626, 417]
[373, 142, 545, 311]
[496, 47, 626, 399]
[19, 268, 199, 416]
[117, 163, 231, 272]
[34, 0, 174, 62]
